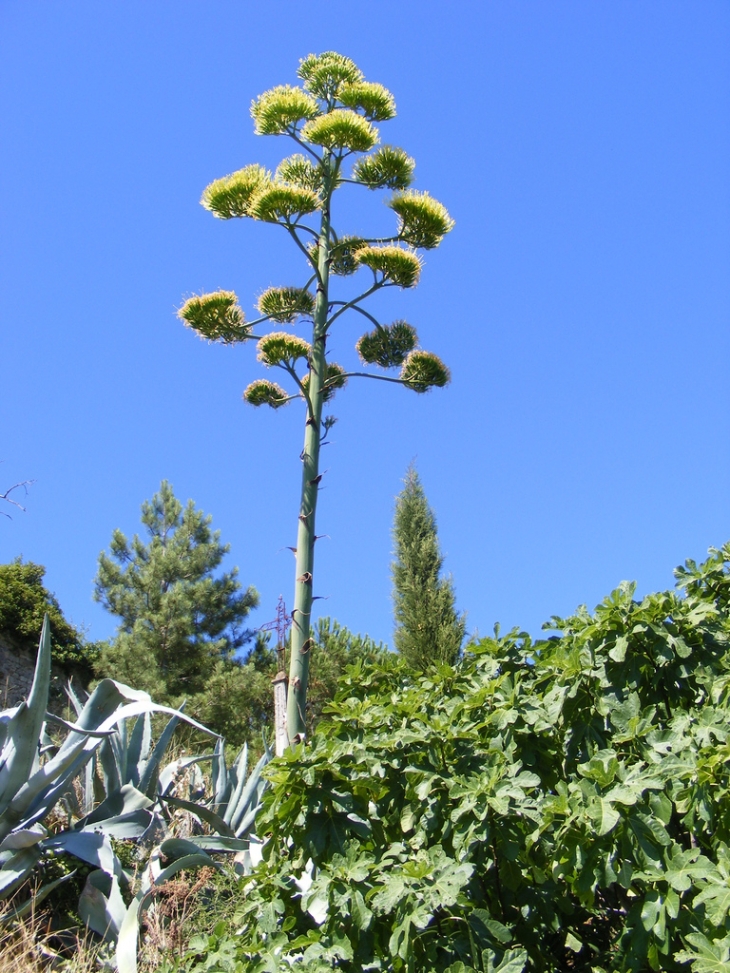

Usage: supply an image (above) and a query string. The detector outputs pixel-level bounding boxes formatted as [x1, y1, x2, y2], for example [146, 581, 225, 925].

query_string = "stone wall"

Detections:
[0, 632, 82, 710]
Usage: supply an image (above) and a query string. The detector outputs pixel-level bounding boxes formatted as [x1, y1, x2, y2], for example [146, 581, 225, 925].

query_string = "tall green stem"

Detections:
[286, 155, 332, 742]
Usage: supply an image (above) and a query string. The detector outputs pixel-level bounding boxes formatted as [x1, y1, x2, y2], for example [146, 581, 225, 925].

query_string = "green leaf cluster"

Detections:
[0, 558, 97, 679]
[197, 541, 730, 973]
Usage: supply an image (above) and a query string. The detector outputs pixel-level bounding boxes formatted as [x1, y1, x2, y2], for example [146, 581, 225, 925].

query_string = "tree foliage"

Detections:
[392, 466, 465, 668]
[0, 558, 96, 679]
[203, 618, 388, 751]
[94, 481, 258, 716]
[182, 542, 730, 973]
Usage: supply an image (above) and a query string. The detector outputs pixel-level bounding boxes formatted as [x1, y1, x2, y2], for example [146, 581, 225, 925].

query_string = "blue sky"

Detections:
[1, 1, 728, 650]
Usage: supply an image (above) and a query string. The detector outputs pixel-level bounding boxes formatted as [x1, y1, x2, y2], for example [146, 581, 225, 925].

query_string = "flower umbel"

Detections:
[339, 82, 396, 121]
[298, 52, 363, 100]
[356, 321, 417, 368]
[201, 165, 271, 219]
[352, 146, 415, 190]
[389, 190, 455, 249]
[249, 184, 321, 222]
[400, 351, 451, 392]
[301, 111, 378, 153]
[251, 85, 320, 136]
[257, 332, 312, 367]
[302, 362, 348, 402]
[178, 291, 248, 343]
[275, 155, 324, 193]
[243, 380, 290, 408]
[257, 287, 315, 323]
[356, 246, 422, 288]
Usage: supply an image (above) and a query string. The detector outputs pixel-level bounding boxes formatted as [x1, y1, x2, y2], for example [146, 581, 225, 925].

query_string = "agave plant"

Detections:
[0, 616, 273, 971]
[180, 52, 454, 745]
[1, 618, 205, 913]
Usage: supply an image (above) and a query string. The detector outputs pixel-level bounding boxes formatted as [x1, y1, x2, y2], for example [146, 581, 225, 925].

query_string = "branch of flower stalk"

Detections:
[288, 222, 320, 241]
[328, 302, 383, 331]
[281, 363, 313, 417]
[286, 131, 322, 163]
[325, 371, 410, 387]
[286, 225, 321, 277]
[326, 282, 384, 329]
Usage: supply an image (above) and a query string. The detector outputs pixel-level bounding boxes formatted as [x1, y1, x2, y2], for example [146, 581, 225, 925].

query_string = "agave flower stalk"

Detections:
[179, 52, 454, 744]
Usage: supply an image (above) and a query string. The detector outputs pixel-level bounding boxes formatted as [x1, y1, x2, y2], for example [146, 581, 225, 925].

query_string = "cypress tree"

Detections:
[392, 467, 465, 668]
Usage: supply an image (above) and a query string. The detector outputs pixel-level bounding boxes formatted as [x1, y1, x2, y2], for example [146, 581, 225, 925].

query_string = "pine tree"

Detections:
[94, 481, 258, 705]
[392, 467, 465, 669]
[179, 52, 454, 743]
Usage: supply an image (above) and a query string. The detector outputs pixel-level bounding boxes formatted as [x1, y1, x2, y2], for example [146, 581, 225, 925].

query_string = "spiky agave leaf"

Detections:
[352, 146, 415, 190]
[249, 184, 321, 222]
[356, 245, 422, 288]
[339, 82, 396, 121]
[250, 85, 320, 135]
[356, 321, 417, 368]
[275, 154, 324, 193]
[389, 190, 455, 249]
[400, 350, 450, 392]
[243, 380, 290, 408]
[298, 52, 363, 100]
[257, 286, 315, 323]
[178, 291, 248, 343]
[257, 332, 311, 367]
[201, 165, 271, 219]
[301, 110, 378, 153]
[302, 362, 347, 402]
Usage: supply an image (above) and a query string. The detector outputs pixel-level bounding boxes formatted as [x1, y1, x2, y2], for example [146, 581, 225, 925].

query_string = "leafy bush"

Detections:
[188, 542, 730, 972]
[0, 559, 97, 679]
[192, 618, 388, 751]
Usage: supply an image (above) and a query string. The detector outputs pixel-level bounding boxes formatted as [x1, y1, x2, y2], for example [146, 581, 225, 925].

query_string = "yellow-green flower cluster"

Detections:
[301, 111, 378, 153]
[389, 191, 455, 249]
[177, 291, 247, 343]
[302, 362, 347, 402]
[249, 185, 321, 222]
[250, 85, 320, 136]
[339, 82, 396, 121]
[202, 166, 321, 223]
[352, 146, 415, 190]
[400, 351, 450, 392]
[298, 52, 363, 100]
[243, 380, 289, 408]
[257, 332, 312, 367]
[356, 321, 417, 368]
[275, 155, 324, 193]
[308, 236, 368, 276]
[201, 165, 271, 219]
[356, 245, 422, 288]
[257, 287, 315, 323]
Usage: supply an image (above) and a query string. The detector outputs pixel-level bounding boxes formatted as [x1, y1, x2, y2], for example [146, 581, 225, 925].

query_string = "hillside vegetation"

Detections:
[193, 543, 730, 973]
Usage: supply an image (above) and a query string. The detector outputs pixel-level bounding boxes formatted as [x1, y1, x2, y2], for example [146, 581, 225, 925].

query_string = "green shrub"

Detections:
[0, 558, 97, 679]
[184, 542, 730, 972]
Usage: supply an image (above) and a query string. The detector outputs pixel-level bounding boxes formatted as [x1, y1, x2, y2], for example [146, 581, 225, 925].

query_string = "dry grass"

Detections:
[0, 907, 101, 973]
[140, 867, 216, 969]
